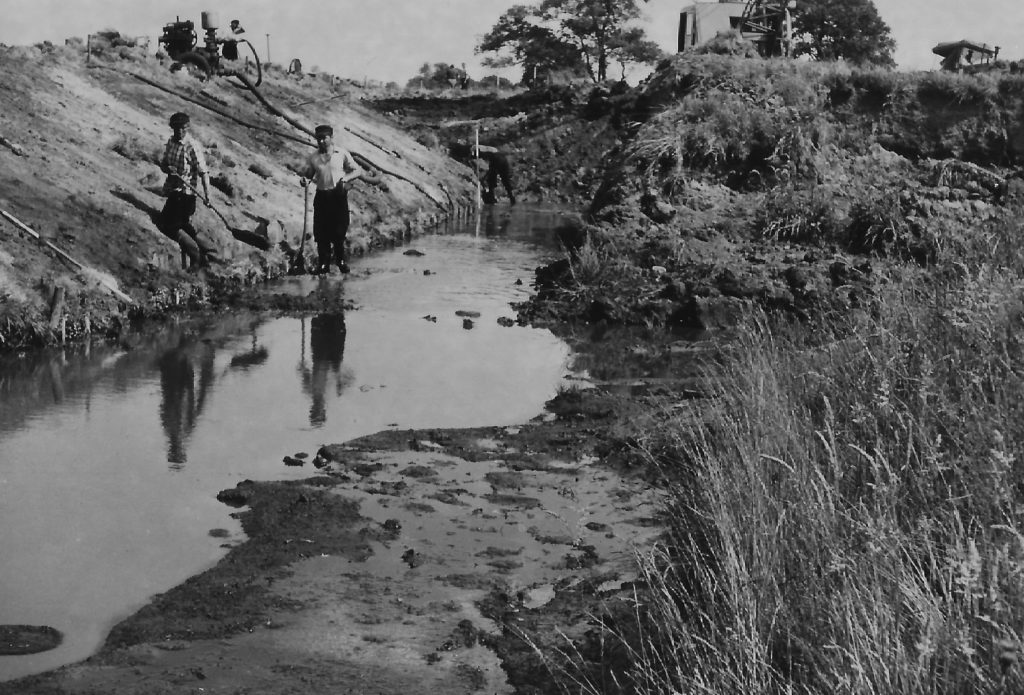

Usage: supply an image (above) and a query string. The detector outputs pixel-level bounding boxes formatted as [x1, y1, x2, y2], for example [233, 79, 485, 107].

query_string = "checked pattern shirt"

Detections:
[161, 135, 208, 195]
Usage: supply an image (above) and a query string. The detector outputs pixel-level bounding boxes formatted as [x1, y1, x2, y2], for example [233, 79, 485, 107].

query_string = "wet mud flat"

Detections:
[4, 387, 666, 695]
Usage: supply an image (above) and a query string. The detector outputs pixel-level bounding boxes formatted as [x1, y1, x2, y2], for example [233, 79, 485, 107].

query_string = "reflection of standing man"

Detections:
[158, 339, 216, 467]
[482, 207, 512, 236]
[300, 313, 349, 427]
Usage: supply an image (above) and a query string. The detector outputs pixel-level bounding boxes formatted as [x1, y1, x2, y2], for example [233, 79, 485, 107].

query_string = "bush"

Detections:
[919, 71, 999, 106]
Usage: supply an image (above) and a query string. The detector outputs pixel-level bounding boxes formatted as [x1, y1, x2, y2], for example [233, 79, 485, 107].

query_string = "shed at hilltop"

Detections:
[677, 1, 748, 52]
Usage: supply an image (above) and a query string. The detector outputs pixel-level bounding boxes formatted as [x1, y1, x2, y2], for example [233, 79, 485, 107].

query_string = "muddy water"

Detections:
[0, 206, 577, 681]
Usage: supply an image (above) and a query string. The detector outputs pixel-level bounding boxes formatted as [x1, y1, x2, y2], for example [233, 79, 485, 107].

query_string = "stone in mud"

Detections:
[401, 548, 424, 568]
[484, 470, 526, 489]
[477, 546, 523, 558]
[0, 624, 63, 655]
[497, 316, 515, 327]
[351, 462, 385, 477]
[401, 464, 437, 478]
[216, 483, 254, 508]
[462, 318, 474, 329]
[403, 249, 425, 256]
[283, 455, 305, 466]
[484, 493, 543, 508]
[455, 310, 481, 317]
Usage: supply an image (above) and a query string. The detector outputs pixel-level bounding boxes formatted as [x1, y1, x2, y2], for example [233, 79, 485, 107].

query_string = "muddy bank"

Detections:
[3, 383, 674, 694]
[0, 41, 478, 353]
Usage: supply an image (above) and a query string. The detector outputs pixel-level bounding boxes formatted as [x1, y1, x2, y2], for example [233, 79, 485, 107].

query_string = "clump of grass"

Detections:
[568, 233, 606, 287]
[757, 186, 843, 243]
[844, 190, 940, 265]
[248, 161, 273, 179]
[111, 134, 158, 163]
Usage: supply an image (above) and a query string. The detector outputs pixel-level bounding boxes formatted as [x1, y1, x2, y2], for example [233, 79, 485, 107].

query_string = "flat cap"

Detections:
[169, 112, 190, 127]
[314, 124, 334, 137]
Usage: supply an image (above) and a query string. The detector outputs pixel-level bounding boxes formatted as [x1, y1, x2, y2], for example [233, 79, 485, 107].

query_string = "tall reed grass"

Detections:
[550, 263, 1024, 693]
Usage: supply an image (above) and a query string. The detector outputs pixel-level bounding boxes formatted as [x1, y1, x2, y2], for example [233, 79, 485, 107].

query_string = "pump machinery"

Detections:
[158, 11, 262, 86]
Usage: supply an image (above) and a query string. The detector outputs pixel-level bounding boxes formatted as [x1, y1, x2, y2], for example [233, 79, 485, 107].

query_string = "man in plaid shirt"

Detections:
[159, 112, 217, 269]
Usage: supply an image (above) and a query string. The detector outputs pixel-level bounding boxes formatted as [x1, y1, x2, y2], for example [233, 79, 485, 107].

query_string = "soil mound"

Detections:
[0, 39, 476, 349]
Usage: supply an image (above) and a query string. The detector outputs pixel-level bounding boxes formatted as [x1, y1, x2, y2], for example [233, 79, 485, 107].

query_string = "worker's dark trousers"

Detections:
[484, 155, 515, 204]
[313, 186, 350, 272]
[159, 192, 215, 267]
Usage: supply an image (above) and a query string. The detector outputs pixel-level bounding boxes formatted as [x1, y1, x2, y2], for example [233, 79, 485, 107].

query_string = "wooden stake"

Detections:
[474, 124, 481, 208]
[48, 286, 66, 330]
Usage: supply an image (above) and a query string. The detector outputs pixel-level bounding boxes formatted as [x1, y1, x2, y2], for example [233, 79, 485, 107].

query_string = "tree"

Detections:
[477, 5, 586, 83]
[791, 0, 896, 67]
[607, 26, 663, 80]
[477, 0, 664, 84]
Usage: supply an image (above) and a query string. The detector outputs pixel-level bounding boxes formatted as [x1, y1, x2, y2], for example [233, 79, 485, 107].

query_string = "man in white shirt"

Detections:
[298, 124, 363, 274]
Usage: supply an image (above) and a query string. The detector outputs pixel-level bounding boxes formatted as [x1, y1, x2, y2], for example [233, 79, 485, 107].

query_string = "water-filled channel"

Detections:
[0, 206, 577, 681]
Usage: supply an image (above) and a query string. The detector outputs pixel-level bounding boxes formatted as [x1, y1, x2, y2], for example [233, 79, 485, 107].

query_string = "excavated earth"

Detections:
[6, 37, 1024, 695]
[0, 39, 669, 695]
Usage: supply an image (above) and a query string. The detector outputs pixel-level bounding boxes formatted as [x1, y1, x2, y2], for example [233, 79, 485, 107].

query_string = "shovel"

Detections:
[290, 181, 310, 274]
[180, 181, 271, 251]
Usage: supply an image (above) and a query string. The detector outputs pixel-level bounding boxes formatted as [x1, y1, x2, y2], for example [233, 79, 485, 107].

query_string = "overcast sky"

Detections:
[2, 1, 1021, 84]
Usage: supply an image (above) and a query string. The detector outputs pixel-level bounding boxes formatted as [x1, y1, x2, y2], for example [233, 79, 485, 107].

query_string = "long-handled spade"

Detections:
[181, 181, 271, 251]
[291, 181, 310, 274]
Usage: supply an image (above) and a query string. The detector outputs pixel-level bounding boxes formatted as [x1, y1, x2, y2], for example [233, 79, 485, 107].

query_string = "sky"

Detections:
[1, 0, 1022, 84]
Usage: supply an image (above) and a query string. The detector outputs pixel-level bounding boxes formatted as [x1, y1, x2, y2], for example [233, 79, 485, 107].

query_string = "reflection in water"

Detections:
[298, 313, 352, 427]
[228, 333, 269, 371]
[157, 338, 216, 468]
[0, 207, 578, 683]
[480, 208, 513, 237]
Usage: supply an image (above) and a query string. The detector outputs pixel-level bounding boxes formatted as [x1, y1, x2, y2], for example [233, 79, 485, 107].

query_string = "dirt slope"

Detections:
[0, 40, 477, 346]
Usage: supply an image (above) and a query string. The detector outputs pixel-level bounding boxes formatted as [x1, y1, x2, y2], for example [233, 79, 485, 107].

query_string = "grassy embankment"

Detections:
[544, 53, 1024, 693]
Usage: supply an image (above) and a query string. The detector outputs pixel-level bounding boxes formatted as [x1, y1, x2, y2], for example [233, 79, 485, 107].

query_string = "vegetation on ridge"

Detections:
[513, 52, 1024, 694]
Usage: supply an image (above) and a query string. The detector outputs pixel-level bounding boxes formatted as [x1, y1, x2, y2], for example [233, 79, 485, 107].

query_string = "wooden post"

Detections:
[48, 286, 66, 331]
[474, 124, 481, 208]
